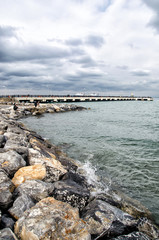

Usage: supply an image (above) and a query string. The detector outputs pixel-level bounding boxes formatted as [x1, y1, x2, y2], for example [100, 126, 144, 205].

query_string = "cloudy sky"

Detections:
[0, 0, 159, 96]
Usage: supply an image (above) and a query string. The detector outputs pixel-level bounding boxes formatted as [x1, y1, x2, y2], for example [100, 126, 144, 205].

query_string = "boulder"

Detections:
[0, 169, 14, 209]
[12, 164, 46, 187]
[15, 197, 91, 240]
[28, 148, 67, 182]
[1, 214, 15, 230]
[95, 188, 152, 220]
[4, 131, 28, 143]
[110, 231, 150, 240]
[0, 150, 26, 177]
[0, 228, 18, 240]
[52, 179, 90, 211]
[4, 141, 29, 158]
[82, 199, 137, 238]
[9, 194, 35, 220]
[137, 217, 159, 239]
[14, 179, 54, 202]
[29, 137, 57, 159]
[6, 124, 25, 135]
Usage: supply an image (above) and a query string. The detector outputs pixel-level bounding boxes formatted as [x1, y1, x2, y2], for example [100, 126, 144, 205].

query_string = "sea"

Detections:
[22, 99, 159, 225]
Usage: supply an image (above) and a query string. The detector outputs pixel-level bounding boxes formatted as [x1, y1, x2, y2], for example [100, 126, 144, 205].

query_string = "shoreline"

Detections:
[0, 103, 158, 240]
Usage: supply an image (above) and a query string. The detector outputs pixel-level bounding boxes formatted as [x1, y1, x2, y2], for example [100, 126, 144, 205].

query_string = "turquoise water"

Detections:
[22, 100, 159, 224]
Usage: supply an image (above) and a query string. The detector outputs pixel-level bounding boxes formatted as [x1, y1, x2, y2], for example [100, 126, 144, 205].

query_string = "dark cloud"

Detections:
[143, 0, 159, 32]
[65, 35, 105, 48]
[5, 71, 38, 78]
[0, 43, 71, 63]
[0, 26, 17, 38]
[65, 38, 83, 46]
[131, 69, 150, 76]
[65, 70, 104, 82]
[69, 56, 96, 67]
[85, 35, 105, 48]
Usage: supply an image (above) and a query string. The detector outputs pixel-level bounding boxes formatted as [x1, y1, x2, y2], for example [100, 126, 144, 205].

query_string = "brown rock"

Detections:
[12, 164, 46, 187]
[15, 197, 91, 240]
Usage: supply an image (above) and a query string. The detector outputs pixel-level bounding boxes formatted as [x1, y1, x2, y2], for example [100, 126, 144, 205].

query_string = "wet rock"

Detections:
[15, 197, 91, 240]
[9, 194, 35, 220]
[96, 188, 152, 220]
[28, 148, 67, 182]
[0, 150, 26, 177]
[82, 199, 137, 238]
[12, 164, 46, 187]
[0, 228, 18, 240]
[110, 231, 150, 240]
[58, 154, 79, 171]
[14, 179, 54, 202]
[0, 169, 14, 209]
[53, 179, 90, 211]
[62, 170, 90, 188]
[1, 214, 15, 230]
[137, 217, 159, 239]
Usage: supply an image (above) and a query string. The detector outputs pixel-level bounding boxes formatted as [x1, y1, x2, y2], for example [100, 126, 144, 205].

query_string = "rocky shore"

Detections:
[0, 103, 159, 240]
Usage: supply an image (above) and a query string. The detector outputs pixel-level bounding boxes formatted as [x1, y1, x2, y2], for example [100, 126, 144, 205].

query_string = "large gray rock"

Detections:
[15, 197, 91, 240]
[1, 214, 15, 230]
[14, 179, 54, 202]
[0, 228, 18, 240]
[0, 150, 26, 177]
[4, 131, 28, 143]
[9, 194, 35, 220]
[0, 169, 14, 209]
[82, 199, 137, 238]
[52, 179, 90, 211]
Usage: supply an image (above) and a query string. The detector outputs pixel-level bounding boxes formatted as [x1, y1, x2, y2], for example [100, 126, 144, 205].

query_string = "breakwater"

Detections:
[0, 103, 158, 240]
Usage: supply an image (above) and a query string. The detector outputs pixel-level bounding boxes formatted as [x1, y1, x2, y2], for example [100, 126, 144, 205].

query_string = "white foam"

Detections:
[79, 160, 110, 195]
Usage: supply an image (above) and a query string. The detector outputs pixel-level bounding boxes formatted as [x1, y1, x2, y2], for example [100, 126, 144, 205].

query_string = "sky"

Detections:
[0, 0, 159, 96]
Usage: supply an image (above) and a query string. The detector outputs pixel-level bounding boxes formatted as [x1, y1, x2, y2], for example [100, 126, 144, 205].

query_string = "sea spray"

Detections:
[79, 160, 111, 196]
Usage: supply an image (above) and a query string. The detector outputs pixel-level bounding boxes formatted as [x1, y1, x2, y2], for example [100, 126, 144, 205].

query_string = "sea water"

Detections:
[22, 100, 159, 225]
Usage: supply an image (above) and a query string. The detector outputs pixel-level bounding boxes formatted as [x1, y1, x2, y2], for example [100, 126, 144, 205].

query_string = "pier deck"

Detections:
[14, 96, 153, 103]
